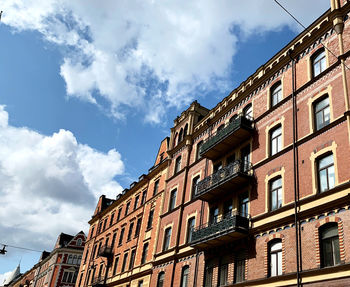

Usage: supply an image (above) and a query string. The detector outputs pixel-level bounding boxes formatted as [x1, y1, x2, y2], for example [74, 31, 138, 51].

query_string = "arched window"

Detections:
[271, 81, 282, 107]
[243, 104, 252, 119]
[320, 223, 340, 267]
[184, 124, 188, 137]
[270, 177, 282, 211]
[178, 128, 184, 143]
[173, 133, 178, 147]
[77, 238, 82, 246]
[312, 49, 326, 77]
[269, 239, 282, 277]
[181, 266, 190, 287]
[157, 272, 165, 287]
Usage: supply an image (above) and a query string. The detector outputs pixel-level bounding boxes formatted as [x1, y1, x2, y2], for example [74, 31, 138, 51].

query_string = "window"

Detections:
[102, 218, 108, 231]
[181, 266, 189, 287]
[138, 280, 144, 287]
[204, 261, 213, 287]
[173, 132, 178, 147]
[213, 162, 222, 173]
[314, 96, 330, 130]
[271, 82, 282, 107]
[141, 243, 149, 264]
[157, 272, 165, 287]
[320, 223, 340, 267]
[90, 225, 95, 239]
[113, 256, 119, 275]
[169, 189, 177, 211]
[269, 239, 282, 277]
[243, 104, 252, 119]
[184, 124, 188, 137]
[223, 201, 233, 218]
[110, 213, 115, 227]
[270, 125, 282, 156]
[210, 207, 219, 224]
[135, 217, 142, 237]
[312, 49, 326, 77]
[127, 222, 134, 241]
[77, 238, 82, 246]
[227, 154, 235, 165]
[97, 241, 102, 258]
[153, 179, 160, 195]
[239, 192, 249, 217]
[179, 128, 184, 143]
[141, 190, 147, 205]
[129, 249, 136, 270]
[163, 227, 172, 251]
[317, 153, 335, 192]
[175, 156, 182, 174]
[84, 248, 89, 263]
[196, 141, 203, 161]
[125, 201, 131, 216]
[147, 209, 154, 230]
[134, 195, 140, 210]
[241, 145, 250, 172]
[117, 208, 122, 221]
[234, 256, 246, 283]
[62, 271, 75, 283]
[270, 177, 282, 211]
[67, 254, 73, 264]
[92, 244, 97, 259]
[118, 228, 125, 246]
[111, 232, 117, 250]
[187, 217, 195, 243]
[219, 257, 229, 286]
[191, 176, 200, 198]
[121, 252, 128, 272]
[98, 221, 103, 234]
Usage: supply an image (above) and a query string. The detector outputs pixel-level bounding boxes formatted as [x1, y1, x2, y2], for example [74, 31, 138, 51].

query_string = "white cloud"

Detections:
[0, 106, 124, 252]
[0, 271, 13, 286]
[1, 0, 330, 123]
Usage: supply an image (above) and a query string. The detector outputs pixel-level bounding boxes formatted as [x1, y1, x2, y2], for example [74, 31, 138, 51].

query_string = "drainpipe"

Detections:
[288, 49, 301, 287]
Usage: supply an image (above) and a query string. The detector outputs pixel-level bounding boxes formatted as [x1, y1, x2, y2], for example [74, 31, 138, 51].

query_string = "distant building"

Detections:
[1, 264, 21, 287]
[10, 231, 86, 287]
[78, 0, 350, 286]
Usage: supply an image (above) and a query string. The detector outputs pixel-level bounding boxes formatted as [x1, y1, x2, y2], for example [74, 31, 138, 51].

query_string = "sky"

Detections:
[0, 0, 330, 281]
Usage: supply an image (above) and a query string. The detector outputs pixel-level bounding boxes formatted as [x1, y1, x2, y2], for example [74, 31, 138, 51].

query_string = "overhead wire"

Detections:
[274, 0, 350, 71]
[0, 243, 44, 253]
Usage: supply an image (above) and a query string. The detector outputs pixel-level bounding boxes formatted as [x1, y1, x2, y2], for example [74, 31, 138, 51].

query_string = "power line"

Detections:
[274, 0, 350, 71]
[0, 243, 44, 253]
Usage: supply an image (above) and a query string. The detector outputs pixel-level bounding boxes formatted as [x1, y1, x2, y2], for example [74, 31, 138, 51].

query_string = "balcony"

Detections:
[194, 160, 253, 201]
[200, 114, 254, 160]
[190, 212, 250, 249]
[91, 277, 105, 287]
[98, 245, 113, 257]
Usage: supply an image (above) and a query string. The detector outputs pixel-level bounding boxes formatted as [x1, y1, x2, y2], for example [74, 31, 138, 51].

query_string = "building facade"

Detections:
[78, 0, 350, 286]
[10, 232, 86, 287]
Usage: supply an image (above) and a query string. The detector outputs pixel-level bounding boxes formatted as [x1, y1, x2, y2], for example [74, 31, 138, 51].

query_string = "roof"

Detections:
[2, 264, 20, 286]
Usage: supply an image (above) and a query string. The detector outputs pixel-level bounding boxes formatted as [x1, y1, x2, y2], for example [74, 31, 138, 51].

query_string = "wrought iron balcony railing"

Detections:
[190, 211, 250, 249]
[200, 114, 254, 160]
[98, 245, 113, 257]
[194, 160, 253, 201]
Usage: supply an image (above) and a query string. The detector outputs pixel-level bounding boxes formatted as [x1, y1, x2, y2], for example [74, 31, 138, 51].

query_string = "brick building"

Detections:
[10, 231, 86, 287]
[78, 0, 350, 286]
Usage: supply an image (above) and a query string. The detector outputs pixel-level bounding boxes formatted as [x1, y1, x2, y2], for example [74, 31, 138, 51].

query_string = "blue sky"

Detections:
[0, 0, 329, 280]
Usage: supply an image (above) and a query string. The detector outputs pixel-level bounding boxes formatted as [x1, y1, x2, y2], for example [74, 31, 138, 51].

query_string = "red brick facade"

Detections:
[78, 1, 350, 286]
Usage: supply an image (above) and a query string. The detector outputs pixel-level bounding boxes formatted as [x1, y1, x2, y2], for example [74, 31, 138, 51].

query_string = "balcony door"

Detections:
[241, 145, 250, 172]
[210, 207, 219, 224]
